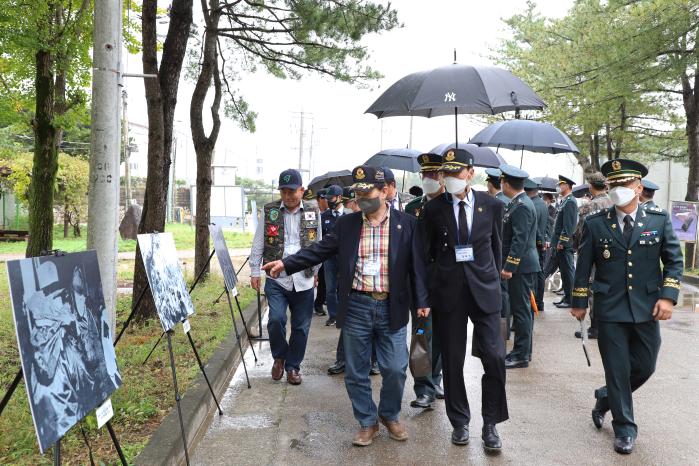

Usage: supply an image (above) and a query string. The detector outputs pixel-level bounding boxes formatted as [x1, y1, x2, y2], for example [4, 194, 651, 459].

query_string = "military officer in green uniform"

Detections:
[525, 178, 549, 314]
[485, 168, 511, 205]
[499, 166, 541, 369]
[640, 179, 659, 209]
[405, 152, 445, 408]
[571, 159, 682, 455]
[553, 175, 578, 308]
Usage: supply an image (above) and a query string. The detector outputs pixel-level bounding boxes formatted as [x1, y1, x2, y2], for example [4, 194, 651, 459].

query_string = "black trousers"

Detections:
[314, 264, 326, 310]
[535, 249, 545, 312]
[434, 284, 509, 427]
[558, 247, 575, 302]
[595, 320, 660, 438]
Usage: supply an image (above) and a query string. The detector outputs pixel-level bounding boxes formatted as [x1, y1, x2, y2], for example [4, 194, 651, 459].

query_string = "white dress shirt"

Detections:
[451, 189, 475, 239]
[615, 206, 638, 230]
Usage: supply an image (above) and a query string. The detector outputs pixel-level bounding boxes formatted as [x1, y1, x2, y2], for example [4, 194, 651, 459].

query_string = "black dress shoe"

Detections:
[554, 289, 565, 296]
[587, 328, 598, 339]
[327, 361, 345, 375]
[314, 307, 327, 316]
[554, 301, 571, 308]
[482, 424, 502, 451]
[325, 317, 336, 326]
[451, 425, 469, 445]
[369, 361, 380, 376]
[614, 436, 634, 454]
[435, 385, 445, 399]
[505, 358, 529, 369]
[410, 394, 435, 409]
[591, 398, 608, 429]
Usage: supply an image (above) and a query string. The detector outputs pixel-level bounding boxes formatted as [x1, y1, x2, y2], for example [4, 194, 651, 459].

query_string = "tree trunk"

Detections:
[64, 207, 70, 238]
[605, 122, 614, 160]
[27, 49, 58, 257]
[132, 0, 194, 321]
[614, 102, 626, 159]
[682, 69, 698, 269]
[191, 0, 222, 278]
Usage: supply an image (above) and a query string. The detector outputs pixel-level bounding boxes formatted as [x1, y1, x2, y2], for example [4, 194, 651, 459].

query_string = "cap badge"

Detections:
[612, 160, 621, 171]
[422, 154, 430, 163]
[445, 150, 455, 161]
[355, 168, 365, 180]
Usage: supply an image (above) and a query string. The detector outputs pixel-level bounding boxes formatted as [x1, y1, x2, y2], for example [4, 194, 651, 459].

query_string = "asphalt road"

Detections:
[192, 287, 699, 466]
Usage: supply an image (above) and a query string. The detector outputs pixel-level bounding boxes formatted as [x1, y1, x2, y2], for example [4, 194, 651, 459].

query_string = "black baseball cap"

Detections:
[322, 185, 343, 197]
[278, 169, 303, 190]
[352, 165, 386, 192]
[383, 167, 396, 184]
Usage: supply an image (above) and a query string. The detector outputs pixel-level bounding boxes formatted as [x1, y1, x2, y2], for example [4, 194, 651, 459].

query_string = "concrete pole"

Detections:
[88, 0, 123, 335]
[122, 89, 132, 206]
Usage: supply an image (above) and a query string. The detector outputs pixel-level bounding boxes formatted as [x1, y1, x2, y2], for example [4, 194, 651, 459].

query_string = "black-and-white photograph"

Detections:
[209, 224, 237, 291]
[6, 251, 122, 454]
[137, 232, 195, 332]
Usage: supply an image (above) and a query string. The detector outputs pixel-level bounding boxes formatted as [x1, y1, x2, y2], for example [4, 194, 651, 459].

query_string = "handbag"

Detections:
[409, 317, 431, 379]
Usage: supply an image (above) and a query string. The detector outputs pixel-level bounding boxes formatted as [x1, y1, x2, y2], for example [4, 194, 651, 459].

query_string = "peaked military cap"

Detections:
[601, 158, 648, 185]
[641, 179, 660, 191]
[485, 167, 502, 182]
[558, 175, 576, 186]
[440, 148, 474, 173]
[500, 164, 529, 180]
[523, 178, 539, 190]
[417, 153, 442, 172]
[352, 165, 386, 192]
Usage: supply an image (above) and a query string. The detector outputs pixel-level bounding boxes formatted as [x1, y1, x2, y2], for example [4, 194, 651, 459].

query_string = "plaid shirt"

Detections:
[352, 206, 391, 292]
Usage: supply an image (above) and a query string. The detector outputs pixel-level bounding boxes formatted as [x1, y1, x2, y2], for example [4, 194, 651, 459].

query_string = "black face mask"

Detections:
[327, 200, 338, 209]
[357, 197, 382, 214]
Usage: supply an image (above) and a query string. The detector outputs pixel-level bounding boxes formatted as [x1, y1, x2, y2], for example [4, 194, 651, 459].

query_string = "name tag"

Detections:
[304, 211, 316, 221]
[455, 245, 474, 263]
[362, 260, 380, 276]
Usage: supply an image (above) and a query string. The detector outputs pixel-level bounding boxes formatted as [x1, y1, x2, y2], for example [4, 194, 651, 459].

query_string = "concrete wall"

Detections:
[645, 159, 689, 211]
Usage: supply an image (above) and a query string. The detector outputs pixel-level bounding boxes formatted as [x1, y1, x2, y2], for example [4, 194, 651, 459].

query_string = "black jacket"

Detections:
[422, 191, 504, 314]
[282, 208, 429, 331]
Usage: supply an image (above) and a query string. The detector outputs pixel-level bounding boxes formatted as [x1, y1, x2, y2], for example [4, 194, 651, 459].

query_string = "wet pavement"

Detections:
[192, 287, 699, 466]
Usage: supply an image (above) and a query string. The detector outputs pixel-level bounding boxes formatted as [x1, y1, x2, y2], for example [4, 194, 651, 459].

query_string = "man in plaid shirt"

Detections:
[263, 165, 430, 447]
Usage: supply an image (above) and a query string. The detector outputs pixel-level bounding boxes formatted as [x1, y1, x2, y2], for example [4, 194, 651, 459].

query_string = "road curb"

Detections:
[134, 294, 266, 466]
[682, 274, 699, 287]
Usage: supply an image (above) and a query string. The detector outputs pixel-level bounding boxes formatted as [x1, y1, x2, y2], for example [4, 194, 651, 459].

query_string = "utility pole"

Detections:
[88, 0, 123, 333]
[122, 89, 132, 206]
[308, 120, 315, 179]
[298, 111, 304, 170]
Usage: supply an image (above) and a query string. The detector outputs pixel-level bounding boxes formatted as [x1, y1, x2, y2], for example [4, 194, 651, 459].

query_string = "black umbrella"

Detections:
[307, 170, 353, 195]
[366, 59, 546, 145]
[572, 183, 590, 199]
[429, 142, 506, 168]
[469, 119, 579, 168]
[532, 176, 558, 192]
[364, 148, 422, 173]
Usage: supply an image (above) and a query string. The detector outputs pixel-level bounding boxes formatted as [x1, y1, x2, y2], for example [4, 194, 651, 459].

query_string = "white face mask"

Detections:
[444, 177, 468, 195]
[421, 177, 442, 195]
[608, 186, 637, 207]
[556, 185, 562, 194]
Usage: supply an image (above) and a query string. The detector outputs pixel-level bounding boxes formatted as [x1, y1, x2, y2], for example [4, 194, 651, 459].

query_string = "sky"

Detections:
[123, 0, 582, 188]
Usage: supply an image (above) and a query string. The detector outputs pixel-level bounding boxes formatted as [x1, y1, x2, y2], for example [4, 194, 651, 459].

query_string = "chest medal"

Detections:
[602, 249, 611, 259]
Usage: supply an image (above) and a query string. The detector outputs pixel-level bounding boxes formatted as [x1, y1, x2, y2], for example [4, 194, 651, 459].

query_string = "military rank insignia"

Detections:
[266, 224, 280, 237]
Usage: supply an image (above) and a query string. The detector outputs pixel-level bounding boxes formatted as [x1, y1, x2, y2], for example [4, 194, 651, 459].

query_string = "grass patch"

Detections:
[0, 223, 253, 255]
[0, 266, 256, 465]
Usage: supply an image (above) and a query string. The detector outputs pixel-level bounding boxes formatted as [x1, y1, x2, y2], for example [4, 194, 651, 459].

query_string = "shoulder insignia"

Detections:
[587, 208, 608, 220]
[646, 206, 667, 215]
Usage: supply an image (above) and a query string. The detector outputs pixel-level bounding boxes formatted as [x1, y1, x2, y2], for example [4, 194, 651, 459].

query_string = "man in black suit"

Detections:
[263, 165, 430, 447]
[422, 148, 508, 451]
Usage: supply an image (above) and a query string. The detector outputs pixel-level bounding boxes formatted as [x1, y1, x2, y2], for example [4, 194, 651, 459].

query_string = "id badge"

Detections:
[362, 260, 380, 276]
[455, 245, 474, 263]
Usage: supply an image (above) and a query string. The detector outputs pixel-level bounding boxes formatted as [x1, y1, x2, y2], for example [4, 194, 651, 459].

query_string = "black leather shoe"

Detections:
[451, 425, 469, 445]
[588, 328, 598, 339]
[410, 394, 435, 409]
[591, 398, 608, 429]
[554, 301, 571, 308]
[435, 385, 445, 399]
[325, 317, 336, 326]
[327, 361, 345, 375]
[614, 436, 634, 454]
[505, 358, 529, 369]
[554, 289, 565, 296]
[314, 307, 327, 316]
[482, 424, 502, 451]
[369, 361, 380, 376]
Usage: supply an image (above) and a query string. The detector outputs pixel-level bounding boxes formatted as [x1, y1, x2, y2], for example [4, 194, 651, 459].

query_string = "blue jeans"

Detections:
[343, 293, 408, 427]
[265, 279, 314, 372]
[323, 257, 339, 319]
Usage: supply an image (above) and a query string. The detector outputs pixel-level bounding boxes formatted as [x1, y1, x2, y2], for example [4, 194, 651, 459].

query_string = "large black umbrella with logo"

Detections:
[366, 57, 546, 146]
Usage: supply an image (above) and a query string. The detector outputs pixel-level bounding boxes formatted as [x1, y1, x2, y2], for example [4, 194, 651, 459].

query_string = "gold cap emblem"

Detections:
[422, 154, 429, 163]
[445, 150, 455, 161]
[612, 160, 621, 171]
[355, 168, 365, 180]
